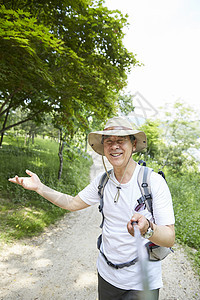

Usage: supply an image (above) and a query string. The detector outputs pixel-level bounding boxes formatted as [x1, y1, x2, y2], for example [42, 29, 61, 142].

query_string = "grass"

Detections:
[0, 135, 92, 242]
[167, 173, 200, 276]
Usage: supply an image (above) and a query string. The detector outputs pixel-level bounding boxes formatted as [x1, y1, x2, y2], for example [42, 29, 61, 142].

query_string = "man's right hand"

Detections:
[9, 170, 90, 211]
[9, 170, 41, 192]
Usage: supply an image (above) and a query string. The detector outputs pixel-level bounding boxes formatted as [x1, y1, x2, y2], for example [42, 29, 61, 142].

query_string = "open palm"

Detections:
[9, 170, 41, 191]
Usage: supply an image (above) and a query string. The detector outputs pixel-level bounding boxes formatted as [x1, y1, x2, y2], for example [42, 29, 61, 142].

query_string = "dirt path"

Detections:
[0, 153, 199, 300]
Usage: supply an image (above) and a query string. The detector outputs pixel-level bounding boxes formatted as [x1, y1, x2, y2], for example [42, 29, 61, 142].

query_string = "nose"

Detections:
[110, 141, 120, 148]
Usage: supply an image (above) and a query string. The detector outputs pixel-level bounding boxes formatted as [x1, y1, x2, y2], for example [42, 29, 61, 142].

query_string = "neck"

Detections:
[114, 159, 136, 184]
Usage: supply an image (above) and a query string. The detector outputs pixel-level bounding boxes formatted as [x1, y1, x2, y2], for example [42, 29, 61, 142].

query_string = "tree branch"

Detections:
[0, 109, 44, 134]
[0, 88, 22, 116]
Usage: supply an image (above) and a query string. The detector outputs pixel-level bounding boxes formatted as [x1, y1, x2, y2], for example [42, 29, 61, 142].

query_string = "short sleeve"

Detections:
[78, 172, 104, 206]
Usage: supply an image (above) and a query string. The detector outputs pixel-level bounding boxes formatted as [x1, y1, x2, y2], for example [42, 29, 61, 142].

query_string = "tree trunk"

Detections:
[32, 132, 35, 144]
[0, 107, 10, 147]
[58, 140, 65, 180]
[58, 129, 60, 143]
[85, 133, 88, 152]
[24, 133, 28, 146]
[57, 128, 69, 180]
[58, 128, 67, 180]
[0, 132, 4, 147]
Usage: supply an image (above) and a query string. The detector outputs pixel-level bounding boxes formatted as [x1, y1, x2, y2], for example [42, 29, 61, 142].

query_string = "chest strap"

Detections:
[100, 250, 138, 269]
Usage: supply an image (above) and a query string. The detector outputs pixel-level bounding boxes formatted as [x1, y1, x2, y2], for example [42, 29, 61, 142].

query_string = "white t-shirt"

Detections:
[78, 164, 175, 290]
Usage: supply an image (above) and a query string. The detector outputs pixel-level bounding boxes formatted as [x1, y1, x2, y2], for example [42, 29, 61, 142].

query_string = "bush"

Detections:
[167, 173, 200, 275]
[168, 174, 200, 250]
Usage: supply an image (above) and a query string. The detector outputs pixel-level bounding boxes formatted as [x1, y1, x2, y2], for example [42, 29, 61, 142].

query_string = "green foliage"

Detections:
[118, 93, 135, 115]
[139, 119, 164, 159]
[159, 101, 200, 174]
[0, 136, 92, 241]
[167, 173, 200, 274]
[0, 201, 66, 240]
[168, 174, 200, 249]
[131, 119, 165, 167]
[0, 0, 138, 138]
[0, 5, 64, 90]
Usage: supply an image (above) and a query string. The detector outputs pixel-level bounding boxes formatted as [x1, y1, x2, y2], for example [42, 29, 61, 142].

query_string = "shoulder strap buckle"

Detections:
[137, 166, 153, 215]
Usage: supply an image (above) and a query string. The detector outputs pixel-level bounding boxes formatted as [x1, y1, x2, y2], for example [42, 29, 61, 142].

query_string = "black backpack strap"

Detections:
[158, 170, 166, 181]
[136, 166, 153, 215]
[98, 170, 111, 228]
[138, 159, 146, 166]
[99, 249, 138, 269]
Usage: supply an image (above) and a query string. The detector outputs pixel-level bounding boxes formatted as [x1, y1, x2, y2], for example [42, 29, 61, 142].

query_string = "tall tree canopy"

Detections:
[0, 0, 138, 138]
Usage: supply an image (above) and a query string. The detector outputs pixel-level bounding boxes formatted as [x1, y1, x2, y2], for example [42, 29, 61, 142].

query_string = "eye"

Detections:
[104, 139, 112, 145]
[117, 139, 124, 144]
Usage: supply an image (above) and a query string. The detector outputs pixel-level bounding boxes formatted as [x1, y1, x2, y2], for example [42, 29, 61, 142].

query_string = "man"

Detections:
[9, 116, 175, 300]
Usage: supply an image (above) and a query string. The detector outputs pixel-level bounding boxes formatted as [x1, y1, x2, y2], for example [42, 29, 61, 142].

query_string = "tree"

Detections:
[118, 93, 135, 115]
[0, 5, 65, 144]
[0, 0, 139, 145]
[159, 101, 200, 173]
[139, 119, 163, 159]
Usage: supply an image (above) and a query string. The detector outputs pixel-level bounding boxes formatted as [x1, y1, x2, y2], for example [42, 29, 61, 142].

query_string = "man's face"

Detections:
[103, 135, 136, 168]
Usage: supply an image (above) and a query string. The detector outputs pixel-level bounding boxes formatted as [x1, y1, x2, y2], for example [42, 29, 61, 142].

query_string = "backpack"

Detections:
[97, 161, 173, 268]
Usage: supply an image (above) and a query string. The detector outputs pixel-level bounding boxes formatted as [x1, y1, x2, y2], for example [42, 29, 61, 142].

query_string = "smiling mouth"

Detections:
[110, 153, 122, 157]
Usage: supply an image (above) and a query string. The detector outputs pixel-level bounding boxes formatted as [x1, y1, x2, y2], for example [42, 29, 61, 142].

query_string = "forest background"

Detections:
[0, 0, 199, 277]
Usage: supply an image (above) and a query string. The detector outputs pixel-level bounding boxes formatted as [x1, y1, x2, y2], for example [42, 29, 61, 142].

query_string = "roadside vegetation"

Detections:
[0, 135, 92, 241]
[168, 174, 200, 276]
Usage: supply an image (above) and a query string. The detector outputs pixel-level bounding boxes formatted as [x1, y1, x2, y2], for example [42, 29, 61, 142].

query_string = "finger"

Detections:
[14, 175, 19, 182]
[16, 176, 25, 186]
[127, 221, 131, 229]
[127, 221, 134, 230]
[130, 214, 140, 223]
[131, 221, 138, 226]
[26, 170, 34, 176]
[8, 177, 17, 183]
[127, 221, 135, 236]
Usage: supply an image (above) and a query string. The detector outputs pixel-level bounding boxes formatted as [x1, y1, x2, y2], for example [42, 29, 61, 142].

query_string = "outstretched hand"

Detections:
[9, 170, 41, 192]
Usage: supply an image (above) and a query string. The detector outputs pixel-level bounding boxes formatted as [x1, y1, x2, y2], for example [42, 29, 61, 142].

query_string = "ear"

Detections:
[132, 140, 137, 152]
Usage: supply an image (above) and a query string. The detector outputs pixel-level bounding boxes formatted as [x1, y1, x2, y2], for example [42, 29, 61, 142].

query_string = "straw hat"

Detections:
[88, 116, 147, 155]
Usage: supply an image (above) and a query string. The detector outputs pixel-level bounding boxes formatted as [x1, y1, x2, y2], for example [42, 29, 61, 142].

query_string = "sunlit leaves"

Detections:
[159, 101, 200, 173]
[0, 0, 138, 139]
